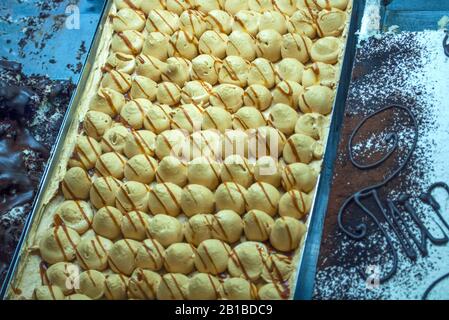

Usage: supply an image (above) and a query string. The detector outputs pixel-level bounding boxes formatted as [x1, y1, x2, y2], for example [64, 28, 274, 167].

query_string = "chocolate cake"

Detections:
[314, 30, 449, 300]
[0, 0, 102, 285]
[0, 60, 74, 283]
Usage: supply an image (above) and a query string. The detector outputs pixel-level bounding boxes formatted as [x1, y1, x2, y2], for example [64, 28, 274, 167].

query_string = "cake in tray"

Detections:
[6, 0, 352, 300]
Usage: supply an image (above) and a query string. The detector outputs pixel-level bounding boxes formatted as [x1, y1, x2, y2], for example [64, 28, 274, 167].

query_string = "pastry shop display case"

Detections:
[4, 0, 448, 301]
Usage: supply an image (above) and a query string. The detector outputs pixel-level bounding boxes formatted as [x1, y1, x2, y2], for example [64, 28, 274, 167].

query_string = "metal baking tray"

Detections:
[1, 0, 360, 300]
[293, 0, 363, 300]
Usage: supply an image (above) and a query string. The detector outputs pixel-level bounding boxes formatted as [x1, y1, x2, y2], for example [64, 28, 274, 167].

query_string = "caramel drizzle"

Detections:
[282, 217, 294, 250]
[221, 60, 241, 82]
[197, 157, 220, 182]
[258, 249, 289, 299]
[195, 245, 216, 273]
[149, 10, 177, 34]
[74, 200, 92, 226]
[234, 15, 248, 33]
[116, 184, 138, 211]
[290, 190, 307, 215]
[124, 211, 142, 232]
[204, 109, 220, 129]
[212, 214, 230, 242]
[144, 104, 171, 132]
[207, 12, 226, 33]
[39, 261, 49, 285]
[99, 89, 119, 115]
[300, 93, 313, 113]
[134, 78, 151, 99]
[100, 133, 115, 153]
[184, 9, 206, 36]
[207, 274, 222, 299]
[161, 132, 176, 156]
[250, 211, 269, 239]
[233, 115, 250, 130]
[85, 133, 102, 160]
[282, 165, 295, 190]
[212, 91, 231, 111]
[116, 32, 140, 55]
[91, 178, 112, 206]
[161, 82, 178, 105]
[164, 274, 187, 300]
[200, 30, 227, 55]
[53, 224, 77, 262]
[142, 239, 163, 268]
[192, 131, 219, 159]
[230, 250, 251, 280]
[84, 116, 100, 138]
[109, 69, 131, 92]
[257, 182, 276, 209]
[61, 180, 76, 199]
[124, 0, 139, 10]
[173, 106, 195, 131]
[109, 239, 137, 274]
[131, 129, 152, 154]
[86, 270, 98, 288]
[169, 30, 197, 58]
[287, 139, 301, 162]
[228, 37, 242, 56]
[133, 269, 156, 299]
[104, 206, 121, 229]
[223, 182, 248, 208]
[255, 128, 272, 156]
[97, 152, 123, 177]
[132, 99, 147, 127]
[252, 62, 274, 87]
[276, 81, 294, 105]
[245, 86, 261, 109]
[126, 160, 139, 176]
[149, 184, 179, 214]
[222, 159, 249, 184]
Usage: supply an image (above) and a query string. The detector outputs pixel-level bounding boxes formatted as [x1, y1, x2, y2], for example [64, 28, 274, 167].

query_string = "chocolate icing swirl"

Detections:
[337, 105, 449, 284]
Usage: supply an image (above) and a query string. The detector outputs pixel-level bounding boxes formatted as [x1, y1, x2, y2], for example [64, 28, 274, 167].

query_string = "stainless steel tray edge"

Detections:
[0, 0, 112, 299]
[293, 0, 364, 300]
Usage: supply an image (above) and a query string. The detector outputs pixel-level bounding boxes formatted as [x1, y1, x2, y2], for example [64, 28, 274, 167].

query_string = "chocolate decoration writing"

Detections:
[337, 105, 449, 285]
[422, 271, 449, 300]
[443, 31, 449, 58]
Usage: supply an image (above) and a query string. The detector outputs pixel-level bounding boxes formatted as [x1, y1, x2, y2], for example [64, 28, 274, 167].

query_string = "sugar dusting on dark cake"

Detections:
[314, 31, 449, 300]
[0, 60, 74, 282]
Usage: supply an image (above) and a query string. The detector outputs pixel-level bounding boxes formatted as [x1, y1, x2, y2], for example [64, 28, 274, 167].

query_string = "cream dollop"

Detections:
[164, 243, 195, 274]
[281, 163, 318, 193]
[210, 84, 244, 113]
[146, 214, 184, 247]
[243, 84, 272, 111]
[194, 239, 231, 274]
[211, 209, 243, 243]
[245, 182, 280, 216]
[269, 216, 306, 252]
[198, 30, 228, 59]
[148, 182, 183, 216]
[267, 103, 298, 136]
[218, 55, 250, 87]
[255, 29, 282, 62]
[181, 184, 215, 217]
[226, 31, 256, 61]
[146, 9, 179, 35]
